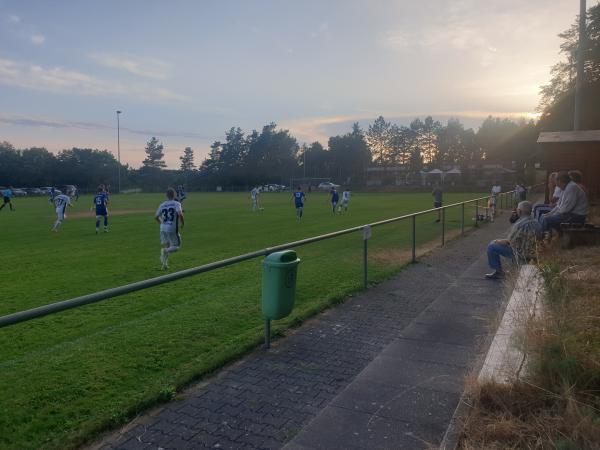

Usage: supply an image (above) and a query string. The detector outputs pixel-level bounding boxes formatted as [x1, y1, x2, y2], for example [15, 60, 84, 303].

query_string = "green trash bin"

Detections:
[261, 250, 301, 320]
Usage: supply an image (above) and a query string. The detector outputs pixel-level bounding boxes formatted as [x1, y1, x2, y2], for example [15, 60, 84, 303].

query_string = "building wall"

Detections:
[544, 142, 600, 203]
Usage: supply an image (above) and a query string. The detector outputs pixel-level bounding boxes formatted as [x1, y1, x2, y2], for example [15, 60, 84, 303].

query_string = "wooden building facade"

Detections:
[537, 130, 600, 204]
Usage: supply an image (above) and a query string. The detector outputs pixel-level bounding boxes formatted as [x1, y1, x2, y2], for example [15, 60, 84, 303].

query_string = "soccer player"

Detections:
[51, 193, 72, 231]
[155, 188, 184, 270]
[92, 188, 109, 233]
[48, 186, 56, 203]
[250, 186, 261, 212]
[292, 186, 306, 220]
[340, 189, 350, 213]
[329, 187, 339, 214]
[0, 186, 14, 212]
[176, 185, 187, 204]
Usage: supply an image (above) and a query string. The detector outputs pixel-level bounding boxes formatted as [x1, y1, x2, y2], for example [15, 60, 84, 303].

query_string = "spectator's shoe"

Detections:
[485, 270, 504, 279]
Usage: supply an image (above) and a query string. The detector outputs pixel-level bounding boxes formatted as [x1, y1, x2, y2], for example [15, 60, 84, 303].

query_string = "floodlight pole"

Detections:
[574, 0, 586, 130]
[116, 110, 122, 193]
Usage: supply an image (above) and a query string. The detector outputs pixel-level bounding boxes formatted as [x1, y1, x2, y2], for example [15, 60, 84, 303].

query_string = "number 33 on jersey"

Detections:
[155, 199, 183, 232]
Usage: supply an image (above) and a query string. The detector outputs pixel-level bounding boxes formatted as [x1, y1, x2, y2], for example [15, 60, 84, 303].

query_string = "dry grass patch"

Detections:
[459, 244, 600, 450]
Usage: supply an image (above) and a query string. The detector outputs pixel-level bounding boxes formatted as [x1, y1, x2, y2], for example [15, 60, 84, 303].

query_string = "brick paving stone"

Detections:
[93, 219, 511, 450]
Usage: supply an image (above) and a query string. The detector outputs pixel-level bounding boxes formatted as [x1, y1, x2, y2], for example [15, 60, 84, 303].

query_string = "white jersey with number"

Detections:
[491, 185, 501, 194]
[54, 194, 71, 210]
[156, 200, 183, 233]
[342, 191, 350, 202]
[251, 188, 259, 201]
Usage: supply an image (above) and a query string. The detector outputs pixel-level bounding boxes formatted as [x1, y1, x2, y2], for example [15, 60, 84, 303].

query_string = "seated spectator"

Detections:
[532, 172, 561, 221]
[540, 171, 588, 234]
[486, 201, 541, 279]
[568, 170, 588, 196]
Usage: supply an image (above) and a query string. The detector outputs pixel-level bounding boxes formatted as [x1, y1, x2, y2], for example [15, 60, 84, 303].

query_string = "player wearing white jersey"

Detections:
[250, 187, 261, 212]
[155, 188, 185, 270]
[52, 194, 73, 231]
[340, 189, 350, 213]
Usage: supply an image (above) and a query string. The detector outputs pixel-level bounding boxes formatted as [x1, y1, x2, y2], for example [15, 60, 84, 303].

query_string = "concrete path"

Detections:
[94, 218, 511, 450]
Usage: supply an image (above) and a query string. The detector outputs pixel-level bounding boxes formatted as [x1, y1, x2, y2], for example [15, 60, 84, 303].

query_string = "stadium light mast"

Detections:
[574, 0, 586, 130]
[116, 110, 122, 193]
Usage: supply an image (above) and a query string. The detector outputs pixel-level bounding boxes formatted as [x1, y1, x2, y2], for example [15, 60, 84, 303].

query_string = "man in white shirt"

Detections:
[51, 193, 73, 232]
[155, 188, 184, 270]
[541, 171, 588, 233]
[340, 189, 350, 213]
[250, 187, 261, 212]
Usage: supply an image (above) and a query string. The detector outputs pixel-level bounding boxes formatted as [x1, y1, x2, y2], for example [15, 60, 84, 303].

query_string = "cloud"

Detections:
[0, 113, 211, 139]
[8, 14, 21, 23]
[0, 57, 189, 103]
[310, 22, 329, 38]
[88, 52, 170, 80]
[30, 34, 45, 45]
[281, 114, 365, 143]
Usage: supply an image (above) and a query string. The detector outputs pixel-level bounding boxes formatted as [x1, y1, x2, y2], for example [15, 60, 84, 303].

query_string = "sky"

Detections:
[0, 0, 580, 168]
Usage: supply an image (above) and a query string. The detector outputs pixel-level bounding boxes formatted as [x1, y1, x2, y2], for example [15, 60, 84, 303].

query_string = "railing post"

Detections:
[441, 208, 445, 246]
[461, 202, 465, 235]
[475, 200, 479, 227]
[362, 225, 371, 289]
[363, 239, 368, 289]
[411, 215, 416, 263]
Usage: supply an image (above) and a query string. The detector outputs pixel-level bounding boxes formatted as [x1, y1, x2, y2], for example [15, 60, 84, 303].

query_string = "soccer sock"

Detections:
[53, 220, 62, 230]
[104, 217, 108, 228]
[96, 219, 100, 229]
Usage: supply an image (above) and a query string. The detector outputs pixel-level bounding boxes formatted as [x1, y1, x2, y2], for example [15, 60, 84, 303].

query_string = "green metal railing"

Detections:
[0, 185, 542, 329]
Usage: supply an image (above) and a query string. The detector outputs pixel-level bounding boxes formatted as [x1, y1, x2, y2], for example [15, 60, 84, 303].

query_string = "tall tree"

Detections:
[539, 2, 600, 130]
[143, 137, 166, 169]
[328, 123, 371, 183]
[366, 116, 392, 166]
[388, 124, 413, 166]
[179, 147, 195, 172]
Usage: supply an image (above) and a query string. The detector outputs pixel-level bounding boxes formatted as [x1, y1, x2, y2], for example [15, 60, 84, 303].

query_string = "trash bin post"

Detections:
[265, 318, 271, 349]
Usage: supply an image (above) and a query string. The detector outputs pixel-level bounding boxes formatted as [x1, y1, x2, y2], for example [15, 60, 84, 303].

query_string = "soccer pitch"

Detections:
[0, 191, 484, 449]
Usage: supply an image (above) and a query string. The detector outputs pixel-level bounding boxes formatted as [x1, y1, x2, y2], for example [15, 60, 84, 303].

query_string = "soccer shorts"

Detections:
[434, 202, 442, 208]
[56, 207, 66, 221]
[160, 230, 181, 248]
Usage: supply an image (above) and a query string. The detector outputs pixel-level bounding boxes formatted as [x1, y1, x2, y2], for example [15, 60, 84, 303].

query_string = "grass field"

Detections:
[0, 191, 484, 449]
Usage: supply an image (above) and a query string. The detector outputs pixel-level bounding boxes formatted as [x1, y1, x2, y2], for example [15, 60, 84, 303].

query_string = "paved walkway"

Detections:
[94, 218, 511, 450]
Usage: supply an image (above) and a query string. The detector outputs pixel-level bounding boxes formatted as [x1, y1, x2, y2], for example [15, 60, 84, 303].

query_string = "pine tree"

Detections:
[179, 147, 195, 172]
[142, 137, 166, 169]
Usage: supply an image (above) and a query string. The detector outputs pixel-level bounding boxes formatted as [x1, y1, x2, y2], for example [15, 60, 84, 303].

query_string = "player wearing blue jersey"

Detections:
[155, 188, 185, 270]
[292, 187, 306, 220]
[92, 188, 109, 233]
[176, 185, 187, 205]
[0, 186, 14, 212]
[329, 188, 339, 214]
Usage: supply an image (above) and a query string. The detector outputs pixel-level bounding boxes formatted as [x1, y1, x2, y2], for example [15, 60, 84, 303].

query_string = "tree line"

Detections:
[2, 2, 599, 192]
[0, 115, 538, 191]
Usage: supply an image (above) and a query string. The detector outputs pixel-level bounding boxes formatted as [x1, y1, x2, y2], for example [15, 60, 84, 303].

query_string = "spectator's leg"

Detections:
[487, 242, 514, 273]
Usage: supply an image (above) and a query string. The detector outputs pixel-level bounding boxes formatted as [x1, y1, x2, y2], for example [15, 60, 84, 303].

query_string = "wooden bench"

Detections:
[559, 223, 600, 249]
